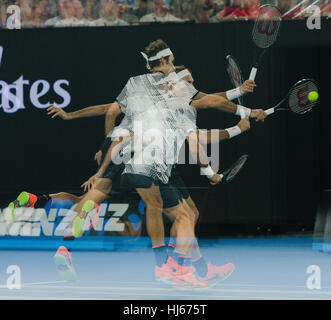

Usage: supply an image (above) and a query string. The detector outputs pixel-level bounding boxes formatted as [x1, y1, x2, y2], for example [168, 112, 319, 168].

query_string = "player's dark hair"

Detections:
[143, 39, 170, 69]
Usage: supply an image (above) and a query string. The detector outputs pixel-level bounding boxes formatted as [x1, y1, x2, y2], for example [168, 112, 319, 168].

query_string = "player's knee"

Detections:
[145, 196, 163, 212]
[94, 178, 112, 194]
[175, 209, 193, 226]
[190, 205, 199, 222]
[182, 199, 199, 223]
[194, 211, 199, 223]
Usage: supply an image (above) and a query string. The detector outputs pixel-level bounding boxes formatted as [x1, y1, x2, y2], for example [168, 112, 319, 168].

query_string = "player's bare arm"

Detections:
[191, 93, 267, 122]
[186, 117, 249, 185]
[209, 80, 257, 99]
[104, 102, 122, 137]
[93, 102, 123, 164]
[196, 117, 250, 144]
[47, 103, 114, 120]
[191, 93, 238, 113]
[187, 132, 222, 186]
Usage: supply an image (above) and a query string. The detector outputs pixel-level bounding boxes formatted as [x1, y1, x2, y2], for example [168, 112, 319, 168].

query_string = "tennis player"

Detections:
[6, 39, 266, 287]
[76, 39, 263, 287]
[48, 65, 255, 285]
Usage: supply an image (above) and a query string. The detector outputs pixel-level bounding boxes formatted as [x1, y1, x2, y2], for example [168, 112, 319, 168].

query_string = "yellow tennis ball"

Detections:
[308, 91, 319, 102]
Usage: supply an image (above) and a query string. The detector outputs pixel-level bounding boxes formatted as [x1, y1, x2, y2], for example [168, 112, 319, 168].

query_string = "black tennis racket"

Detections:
[226, 54, 244, 105]
[265, 78, 319, 116]
[249, 4, 282, 81]
[220, 154, 249, 183]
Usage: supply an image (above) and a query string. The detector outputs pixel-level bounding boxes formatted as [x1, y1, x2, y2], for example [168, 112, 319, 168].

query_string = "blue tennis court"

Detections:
[1, 236, 330, 300]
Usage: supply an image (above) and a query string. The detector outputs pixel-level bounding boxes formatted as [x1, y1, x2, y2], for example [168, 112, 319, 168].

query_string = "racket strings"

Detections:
[289, 81, 318, 114]
[226, 55, 244, 104]
[228, 59, 243, 87]
[252, 5, 281, 49]
[224, 155, 248, 182]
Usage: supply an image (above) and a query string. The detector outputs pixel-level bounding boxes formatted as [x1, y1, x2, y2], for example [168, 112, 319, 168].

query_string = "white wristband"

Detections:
[236, 105, 251, 117]
[106, 129, 113, 138]
[226, 87, 242, 101]
[225, 125, 241, 139]
[200, 165, 215, 178]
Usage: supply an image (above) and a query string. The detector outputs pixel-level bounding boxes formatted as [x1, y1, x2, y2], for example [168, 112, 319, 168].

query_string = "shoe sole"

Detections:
[53, 254, 77, 281]
[220, 265, 235, 282]
[5, 203, 16, 224]
[82, 200, 95, 214]
[17, 191, 29, 206]
[72, 200, 98, 237]
[204, 265, 236, 289]
[172, 275, 207, 290]
[172, 282, 207, 290]
[156, 276, 173, 285]
[172, 266, 236, 291]
[5, 191, 29, 224]
[72, 216, 84, 238]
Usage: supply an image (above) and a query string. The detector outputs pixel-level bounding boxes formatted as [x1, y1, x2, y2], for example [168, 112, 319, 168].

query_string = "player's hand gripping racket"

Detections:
[264, 79, 319, 116]
[249, 4, 282, 81]
[226, 54, 244, 105]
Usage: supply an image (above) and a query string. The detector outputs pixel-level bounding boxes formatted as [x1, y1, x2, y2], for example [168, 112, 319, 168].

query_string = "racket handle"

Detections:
[265, 108, 275, 115]
[249, 67, 257, 81]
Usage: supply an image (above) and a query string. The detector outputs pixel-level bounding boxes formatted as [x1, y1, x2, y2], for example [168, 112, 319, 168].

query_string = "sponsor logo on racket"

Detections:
[297, 84, 310, 108]
[229, 63, 241, 86]
[257, 21, 278, 36]
[227, 159, 245, 180]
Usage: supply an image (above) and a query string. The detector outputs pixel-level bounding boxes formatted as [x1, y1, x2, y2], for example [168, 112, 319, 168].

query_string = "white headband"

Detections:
[140, 48, 173, 70]
[176, 69, 190, 79]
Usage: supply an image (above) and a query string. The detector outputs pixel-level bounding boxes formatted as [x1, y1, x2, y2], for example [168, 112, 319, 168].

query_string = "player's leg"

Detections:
[53, 246, 77, 281]
[71, 158, 125, 237]
[6, 192, 53, 224]
[136, 185, 164, 247]
[50, 192, 83, 204]
[121, 173, 171, 278]
[71, 177, 111, 237]
[146, 182, 201, 286]
[163, 199, 200, 262]
[165, 202, 195, 257]
[165, 168, 199, 260]
[158, 182, 204, 287]
[74, 178, 111, 213]
[163, 201, 206, 288]
[54, 161, 121, 277]
[182, 194, 235, 286]
[184, 196, 199, 222]
[168, 167, 200, 222]
[163, 179, 235, 288]
[5, 137, 112, 222]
